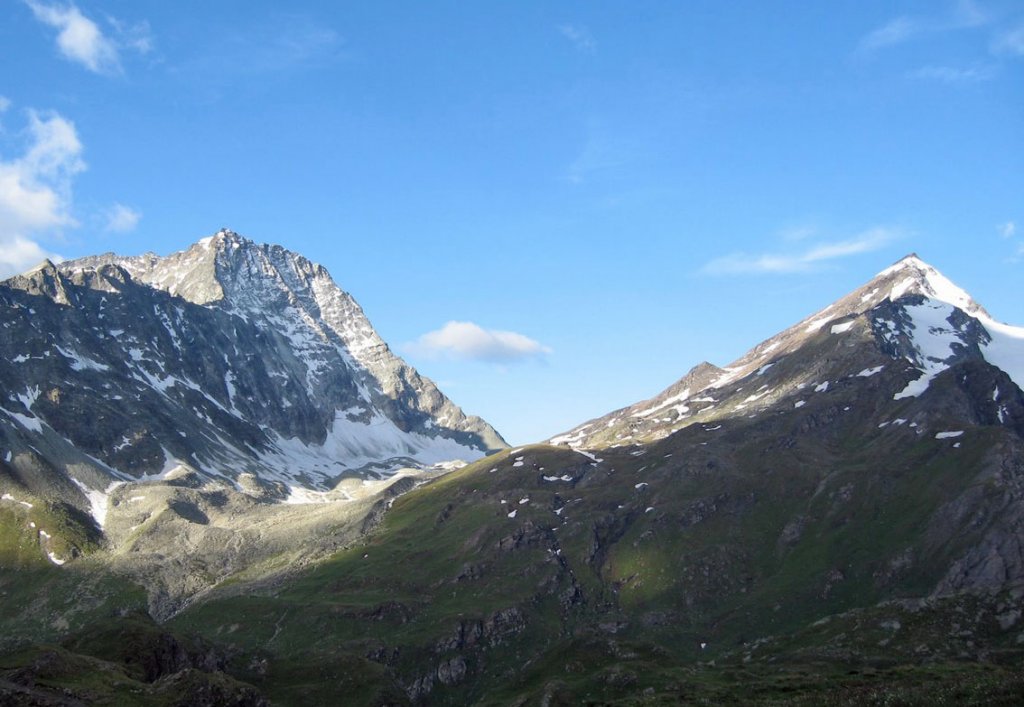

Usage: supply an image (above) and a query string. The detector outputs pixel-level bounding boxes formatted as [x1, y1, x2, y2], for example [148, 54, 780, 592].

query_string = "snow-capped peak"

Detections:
[875, 253, 985, 318]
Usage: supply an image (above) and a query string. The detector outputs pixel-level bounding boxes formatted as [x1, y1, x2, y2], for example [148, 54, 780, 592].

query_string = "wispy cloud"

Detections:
[407, 321, 551, 364]
[23, 0, 152, 75]
[1000, 221, 1024, 263]
[908, 63, 995, 83]
[0, 107, 85, 277]
[702, 227, 900, 275]
[993, 24, 1024, 56]
[859, 16, 924, 53]
[856, 1, 989, 55]
[558, 24, 596, 53]
[177, 14, 343, 81]
[105, 15, 153, 55]
[564, 124, 640, 185]
[0, 96, 11, 114]
[103, 203, 141, 233]
[779, 224, 819, 242]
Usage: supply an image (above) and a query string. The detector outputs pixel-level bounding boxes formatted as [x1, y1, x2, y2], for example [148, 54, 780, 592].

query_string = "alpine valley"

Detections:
[2, 235, 1024, 705]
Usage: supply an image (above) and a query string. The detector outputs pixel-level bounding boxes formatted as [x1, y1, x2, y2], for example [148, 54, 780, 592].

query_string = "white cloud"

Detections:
[0, 237, 63, 278]
[0, 96, 10, 113]
[24, 1, 153, 74]
[0, 108, 83, 278]
[103, 203, 140, 232]
[558, 24, 596, 53]
[408, 321, 551, 363]
[999, 221, 1016, 239]
[908, 64, 994, 83]
[702, 227, 899, 275]
[25, 0, 120, 73]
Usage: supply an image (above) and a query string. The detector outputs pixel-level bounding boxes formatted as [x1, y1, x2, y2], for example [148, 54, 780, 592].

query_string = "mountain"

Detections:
[3, 253, 1024, 705]
[552, 254, 1024, 449]
[0, 230, 505, 519]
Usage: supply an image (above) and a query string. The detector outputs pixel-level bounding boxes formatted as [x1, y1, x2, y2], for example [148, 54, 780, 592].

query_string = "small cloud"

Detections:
[0, 106, 83, 278]
[0, 96, 10, 113]
[908, 64, 995, 83]
[25, 0, 120, 73]
[23, 1, 153, 75]
[998, 221, 1016, 239]
[702, 227, 899, 275]
[408, 321, 551, 363]
[103, 203, 140, 233]
[558, 24, 596, 53]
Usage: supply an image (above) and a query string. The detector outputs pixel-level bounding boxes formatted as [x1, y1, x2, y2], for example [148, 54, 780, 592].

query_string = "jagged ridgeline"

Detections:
[2, 250, 1024, 705]
[0, 230, 506, 517]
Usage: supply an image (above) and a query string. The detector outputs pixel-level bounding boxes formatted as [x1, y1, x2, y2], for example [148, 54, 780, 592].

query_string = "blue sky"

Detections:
[2, 0, 1022, 444]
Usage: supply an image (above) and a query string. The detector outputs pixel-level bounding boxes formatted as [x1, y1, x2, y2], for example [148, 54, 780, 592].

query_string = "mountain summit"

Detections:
[0, 231, 505, 519]
[553, 254, 1023, 449]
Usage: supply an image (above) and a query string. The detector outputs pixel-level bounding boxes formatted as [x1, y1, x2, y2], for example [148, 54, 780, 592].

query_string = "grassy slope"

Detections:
[164, 403, 1023, 703]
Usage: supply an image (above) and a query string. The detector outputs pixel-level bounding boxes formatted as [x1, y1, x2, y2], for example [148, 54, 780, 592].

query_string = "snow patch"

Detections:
[981, 319, 1024, 391]
[54, 345, 109, 372]
[892, 301, 964, 399]
[70, 479, 123, 529]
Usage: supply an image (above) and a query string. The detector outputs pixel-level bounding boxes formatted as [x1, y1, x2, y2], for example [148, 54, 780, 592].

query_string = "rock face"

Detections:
[0, 230, 506, 517]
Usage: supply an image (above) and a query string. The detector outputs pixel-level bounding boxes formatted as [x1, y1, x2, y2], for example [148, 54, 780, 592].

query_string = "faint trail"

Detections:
[268, 609, 289, 645]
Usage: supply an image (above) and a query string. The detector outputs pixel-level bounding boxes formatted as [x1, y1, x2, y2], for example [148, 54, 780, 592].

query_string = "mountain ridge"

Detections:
[552, 253, 1024, 449]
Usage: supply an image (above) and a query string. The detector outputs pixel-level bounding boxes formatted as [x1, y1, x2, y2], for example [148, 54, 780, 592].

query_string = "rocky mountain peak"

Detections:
[0, 231, 506, 524]
[869, 253, 988, 319]
[553, 253, 1022, 450]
